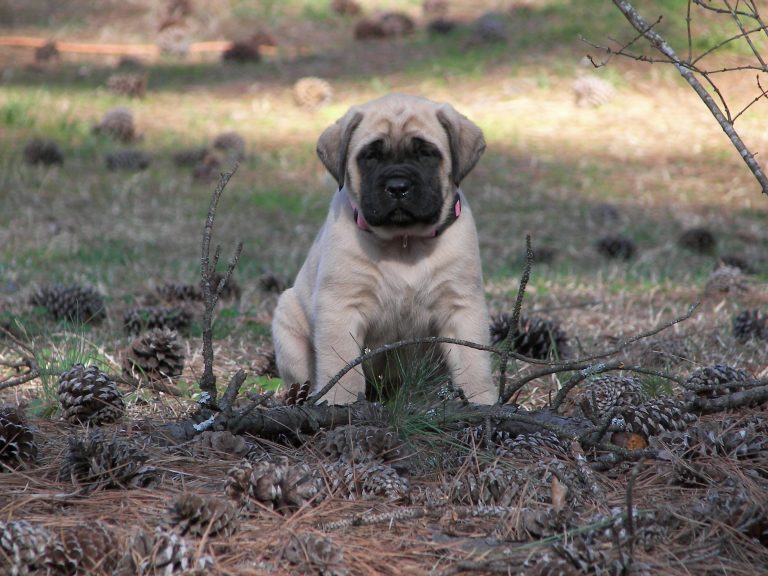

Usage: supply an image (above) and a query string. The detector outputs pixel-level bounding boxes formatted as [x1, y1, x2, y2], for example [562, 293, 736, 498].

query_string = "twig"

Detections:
[199, 163, 240, 407]
[624, 460, 643, 564]
[611, 0, 768, 195]
[0, 369, 40, 391]
[689, 382, 768, 413]
[307, 335, 549, 405]
[321, 504, 514, 531]
[498, 235, 533, 400]
[503, 303, 698, 404]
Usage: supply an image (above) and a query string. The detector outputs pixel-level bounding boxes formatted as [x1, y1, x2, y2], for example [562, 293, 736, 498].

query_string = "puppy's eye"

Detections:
[412, 139, 441, 159]
[359, 141, 384, 162]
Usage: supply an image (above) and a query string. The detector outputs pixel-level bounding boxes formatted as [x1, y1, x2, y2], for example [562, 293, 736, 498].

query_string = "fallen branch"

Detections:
[156, 400, 594, 445]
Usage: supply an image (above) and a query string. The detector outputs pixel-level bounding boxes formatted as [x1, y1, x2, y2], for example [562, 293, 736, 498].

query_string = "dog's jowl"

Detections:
[272, 94, 495, 405]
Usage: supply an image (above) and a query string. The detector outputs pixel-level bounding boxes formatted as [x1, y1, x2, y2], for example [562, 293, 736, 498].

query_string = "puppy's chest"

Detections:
[366, 260, 443, 341]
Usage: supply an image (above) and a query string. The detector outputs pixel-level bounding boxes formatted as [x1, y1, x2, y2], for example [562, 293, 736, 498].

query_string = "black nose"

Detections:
[385, 177, 412, 198]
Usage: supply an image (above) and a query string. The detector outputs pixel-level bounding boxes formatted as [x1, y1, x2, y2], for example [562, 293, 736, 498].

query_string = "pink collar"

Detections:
[348, 193, 462, 241]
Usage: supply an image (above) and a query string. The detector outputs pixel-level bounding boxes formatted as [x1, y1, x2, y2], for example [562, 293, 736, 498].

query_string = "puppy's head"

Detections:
[317, 94, 485, 238]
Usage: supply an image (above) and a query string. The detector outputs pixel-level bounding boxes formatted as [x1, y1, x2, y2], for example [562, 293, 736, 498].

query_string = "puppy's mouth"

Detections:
[362, 204, 440, 228]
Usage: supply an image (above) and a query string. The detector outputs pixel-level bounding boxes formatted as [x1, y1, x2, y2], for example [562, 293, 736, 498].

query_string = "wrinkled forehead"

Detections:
[349, 102, 448, 154]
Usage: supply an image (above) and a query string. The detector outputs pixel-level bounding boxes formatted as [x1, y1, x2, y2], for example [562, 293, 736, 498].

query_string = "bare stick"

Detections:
[503, 304, 697, 404]
[611, 0, 768, 194]
[0, 369, 40, 391]
[498, 235, 533, 400]
[199, 164, 239, 407]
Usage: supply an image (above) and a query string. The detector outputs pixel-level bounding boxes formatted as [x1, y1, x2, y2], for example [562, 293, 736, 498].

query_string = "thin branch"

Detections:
[611, 0, 768, 195]
[498, 235, 533, 400]
[0, 369, 40, 391]
[199, 163, 239, 407]
[307, 335, 553, 405]
[686, 0, 694, 63]
[503, 304, 698, 404]
[732, 75, 768, 122]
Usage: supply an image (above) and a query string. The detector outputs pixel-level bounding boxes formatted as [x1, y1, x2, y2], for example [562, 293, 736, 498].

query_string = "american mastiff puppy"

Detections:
[272, 93, 495, 405]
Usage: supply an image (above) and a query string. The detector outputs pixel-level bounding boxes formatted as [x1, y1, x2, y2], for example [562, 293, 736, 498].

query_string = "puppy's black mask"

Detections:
[356, 137, 445, 228]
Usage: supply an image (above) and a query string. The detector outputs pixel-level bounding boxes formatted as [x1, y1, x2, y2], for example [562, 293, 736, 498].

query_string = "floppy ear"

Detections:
[316, 110, 364, 188]
[436, 104, 486, 187]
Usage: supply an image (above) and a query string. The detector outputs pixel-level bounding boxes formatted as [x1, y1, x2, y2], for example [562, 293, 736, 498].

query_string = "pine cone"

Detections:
[589, 202, 621, 226]
[0, 406, 37, 470]
[192, 151, 223, 181]
[23, 138, 63, 166]
[281, 380, 311, 406]
[623, 397, 696, 438]
[157, 24, 192, 56]
[29, 283, 106, 324]
[354, 19, 387, 40]
[123, 305, 192, 335]
[293, 77, 333, 109]
[34, 40, 59, 63]
[654, 414, 768, 460]
[732, 309, 768, 342]
[428, 18, 457, 34]
[123, 328, 185, 382]
[120, 528, 214, 575]
[58, 364, 124, 425]
[691, 484, 767, 544]
[58, 430, 156, 491]
[93, 107, 136, 142]
[258, 271, 290, 293]
[284, 533, 347, 576]
[447, 466, 525, 507]
[222, 41, 261, 63]
[472, 12, 507, 44]
[564, 375, 649, 418]
[212, 131, 246, 161]
[316, 425, 409, 465]
[496, 430, 569, 460]
[252, 345, 278, 379]
[191, 430, 252, 458]
[423, 0, 449, 17]
[117, 55, 145, 71]
[155, 282, 202, 304]
[106, 73, 147, 98]
[208, 271, 241, 301]
[171, 147, 209, 168]
[331, 0, 361, 16]
[0, 520, 52, 576]
[718, 253, 754, 274]
[704, 265, 747, 296]
[321, 460, 409, 501]
[684, 364, 751, 398]
[595, 234, 636, 260]
[678, 227, 717, 254]
[489, 313, 568, 360]
[225, 457, 321, 513]
[630, 335, 691, 369]
[106, 149, 151, 171]
[379, 12, 416, 37]
[572, 74, 615, 108]
[46, 522, 119, 575]
[169, 493, 239, 537]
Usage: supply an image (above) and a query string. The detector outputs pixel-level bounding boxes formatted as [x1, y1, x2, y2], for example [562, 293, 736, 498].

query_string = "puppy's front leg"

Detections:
[313, 306, 367, 405]
[439, 304, 497, 404]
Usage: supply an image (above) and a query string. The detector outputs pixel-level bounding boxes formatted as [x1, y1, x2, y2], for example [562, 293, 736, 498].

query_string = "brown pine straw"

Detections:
[1, 403, 767, 575]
